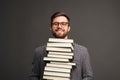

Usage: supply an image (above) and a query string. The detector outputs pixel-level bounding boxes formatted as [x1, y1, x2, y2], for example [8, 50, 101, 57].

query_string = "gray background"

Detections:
[1, 0, 120, 80]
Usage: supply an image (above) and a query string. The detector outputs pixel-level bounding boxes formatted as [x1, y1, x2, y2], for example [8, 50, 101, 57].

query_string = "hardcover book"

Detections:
[48, 38, 74, 43]
[44, 66, 71, 73]
[43, 75, 70, 80]
[50, 62, 76, 66]
[47, 42, 74, 50]
[47, 54, 73, 59]
[46, 47, 72, 52]
[43, 38, 76, 80]
[46, 63, 72, 69]
[44, 71, 70, 78]
[48, 51, 74, 56]
[43, 57, 69, 62]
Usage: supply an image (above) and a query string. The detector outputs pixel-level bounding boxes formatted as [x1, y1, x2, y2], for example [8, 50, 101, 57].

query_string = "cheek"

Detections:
[66, 27, 70, 32]
[50, 27, 55, 30]
[50, 26, 52, 29]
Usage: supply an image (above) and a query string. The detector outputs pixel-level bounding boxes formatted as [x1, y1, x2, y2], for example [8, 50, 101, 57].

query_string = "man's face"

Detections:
[51, 16, 70, 39]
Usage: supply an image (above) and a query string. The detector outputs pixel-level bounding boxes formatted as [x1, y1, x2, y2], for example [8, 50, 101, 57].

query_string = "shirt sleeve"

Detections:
[29, 48, 41, 80]
[82, 48, 94, 80]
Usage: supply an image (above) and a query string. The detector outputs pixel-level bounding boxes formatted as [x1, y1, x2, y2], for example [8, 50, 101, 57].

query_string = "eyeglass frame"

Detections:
[52, 22, 70, 27]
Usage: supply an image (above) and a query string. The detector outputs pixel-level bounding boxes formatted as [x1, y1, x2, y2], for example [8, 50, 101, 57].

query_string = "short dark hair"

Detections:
[51, 12, 70, 26]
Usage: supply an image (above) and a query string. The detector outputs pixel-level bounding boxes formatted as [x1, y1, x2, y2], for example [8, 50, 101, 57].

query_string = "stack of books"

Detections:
[43, 38, 76, 80]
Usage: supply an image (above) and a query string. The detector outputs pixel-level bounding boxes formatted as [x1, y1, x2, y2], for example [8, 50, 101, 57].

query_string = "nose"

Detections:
[57, 23, 62, 28]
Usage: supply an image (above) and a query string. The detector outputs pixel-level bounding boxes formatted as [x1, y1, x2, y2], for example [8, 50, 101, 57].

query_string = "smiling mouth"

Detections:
[52, 29, 67, 38]
[56, 29, 64, 32]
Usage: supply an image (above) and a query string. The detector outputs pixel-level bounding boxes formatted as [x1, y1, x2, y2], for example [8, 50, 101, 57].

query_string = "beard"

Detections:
[51, 29, 69, 38]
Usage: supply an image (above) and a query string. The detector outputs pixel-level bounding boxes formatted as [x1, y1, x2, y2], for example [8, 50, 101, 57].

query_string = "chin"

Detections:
[54, 35, 66, 38]
[52, 32, 67, 38]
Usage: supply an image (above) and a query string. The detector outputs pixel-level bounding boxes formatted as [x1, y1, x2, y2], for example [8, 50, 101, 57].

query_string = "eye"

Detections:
[61, 22, 68, 26]
[52, 22, 59, 26]
[52, 22, 69, 26]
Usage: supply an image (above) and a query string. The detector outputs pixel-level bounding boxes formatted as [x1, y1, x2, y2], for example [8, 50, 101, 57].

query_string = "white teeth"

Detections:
[58, 30, 62, 31]
[58, 30, 62, 33]
[57, 29, 62, 32]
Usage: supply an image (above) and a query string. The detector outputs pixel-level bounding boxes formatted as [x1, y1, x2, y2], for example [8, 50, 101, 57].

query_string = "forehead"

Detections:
[53, 16, 68, 22]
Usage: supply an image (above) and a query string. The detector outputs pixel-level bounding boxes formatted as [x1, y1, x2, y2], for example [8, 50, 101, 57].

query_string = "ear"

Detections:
[68, 26, 71, 32]
[50, 26, 52, 31]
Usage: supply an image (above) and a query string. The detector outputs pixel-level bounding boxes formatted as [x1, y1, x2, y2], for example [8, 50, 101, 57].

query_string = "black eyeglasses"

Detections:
[52, 22, 69, 27]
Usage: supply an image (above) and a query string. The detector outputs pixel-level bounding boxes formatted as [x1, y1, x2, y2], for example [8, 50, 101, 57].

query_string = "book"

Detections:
[49, 51, 74, 56]
[44, 66, 71, 73]
[46, 63, 72, 69]
[43, 75, 70, 80]
[47, 42, 74, 50]
[51, 62, 76, 66]
[46, 47, 72, 52]
[47, 54, 73, 59]
[48, 38, 74, 43]
[43, 57, 69, 62]
[44, 71, 70, 78]
[43, 38, 75, 80]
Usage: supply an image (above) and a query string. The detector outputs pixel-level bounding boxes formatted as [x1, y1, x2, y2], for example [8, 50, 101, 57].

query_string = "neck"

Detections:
[64, 36, 68, 39]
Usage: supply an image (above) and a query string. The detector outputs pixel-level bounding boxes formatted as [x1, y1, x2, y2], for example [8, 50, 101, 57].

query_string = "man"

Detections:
[29, 12, 93, 80]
